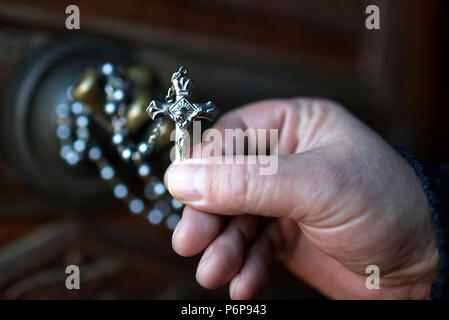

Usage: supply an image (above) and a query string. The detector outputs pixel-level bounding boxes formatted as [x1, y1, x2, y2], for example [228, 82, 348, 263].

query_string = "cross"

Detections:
[146, 67, 219, 162]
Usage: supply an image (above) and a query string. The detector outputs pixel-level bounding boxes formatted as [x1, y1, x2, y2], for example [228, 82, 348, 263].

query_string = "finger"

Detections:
[229, 220, 285, 300]
[165, 147, 343, 220]
[172, 206, 225, 257]
[196, 215, 259, 289]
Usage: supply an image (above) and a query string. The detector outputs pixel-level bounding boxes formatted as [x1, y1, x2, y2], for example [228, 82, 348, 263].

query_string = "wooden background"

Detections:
[0, 0, 446, 299]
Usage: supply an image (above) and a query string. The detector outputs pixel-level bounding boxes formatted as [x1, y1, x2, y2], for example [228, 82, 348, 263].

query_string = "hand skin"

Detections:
[164, 98, 439, 300]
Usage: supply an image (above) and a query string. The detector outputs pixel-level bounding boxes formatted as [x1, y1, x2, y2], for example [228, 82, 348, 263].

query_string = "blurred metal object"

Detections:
[0, 39, 134, 206]
[124, 67, 156, 134]
[126, 93, 152, 133]
[72, 68, 105, 110]
[126, 66, 153, 90]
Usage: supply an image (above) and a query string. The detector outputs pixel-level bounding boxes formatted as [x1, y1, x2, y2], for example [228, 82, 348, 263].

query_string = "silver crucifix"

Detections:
[146, 67, 219, 162]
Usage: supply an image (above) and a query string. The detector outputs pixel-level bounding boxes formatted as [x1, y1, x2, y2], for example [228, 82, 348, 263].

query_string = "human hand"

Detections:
[164, 98, 438, 299]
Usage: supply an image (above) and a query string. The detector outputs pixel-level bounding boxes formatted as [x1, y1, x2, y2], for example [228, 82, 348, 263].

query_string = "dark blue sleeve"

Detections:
[394, 146, 449, 299]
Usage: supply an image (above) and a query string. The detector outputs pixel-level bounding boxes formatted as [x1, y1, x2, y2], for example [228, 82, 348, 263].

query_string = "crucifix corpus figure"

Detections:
[146, 67, 219, 162]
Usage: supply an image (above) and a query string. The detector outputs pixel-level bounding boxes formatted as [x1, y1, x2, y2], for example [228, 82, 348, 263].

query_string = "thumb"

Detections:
[164, 151, 339, 219]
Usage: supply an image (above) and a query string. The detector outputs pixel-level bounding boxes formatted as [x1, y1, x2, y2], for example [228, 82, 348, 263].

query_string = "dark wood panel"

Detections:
[0, 0, 445, 300]
[0, 0, 362, 72]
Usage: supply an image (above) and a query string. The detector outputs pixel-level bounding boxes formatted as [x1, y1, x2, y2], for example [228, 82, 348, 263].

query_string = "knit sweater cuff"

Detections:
[394, 146, 449, 299]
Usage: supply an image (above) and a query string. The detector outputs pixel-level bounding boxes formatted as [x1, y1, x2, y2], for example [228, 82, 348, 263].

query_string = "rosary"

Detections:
[56, 64, 218, 229]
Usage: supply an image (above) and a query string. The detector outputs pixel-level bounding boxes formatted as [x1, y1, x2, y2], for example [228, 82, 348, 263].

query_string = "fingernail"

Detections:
[230, 275, 240, 300]
[167, 164, 205, 202]
[171, 221, 180, 248]
[198, 248, 212, 272]
[172, 221, 180, 237]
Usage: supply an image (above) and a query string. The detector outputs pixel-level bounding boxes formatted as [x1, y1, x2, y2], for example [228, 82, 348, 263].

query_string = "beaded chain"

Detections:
[55, 62, 183, 230]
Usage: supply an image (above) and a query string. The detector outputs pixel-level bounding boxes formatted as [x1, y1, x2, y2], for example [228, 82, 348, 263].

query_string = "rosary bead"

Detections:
[60, 145, 73, 159]
[148, 209, 163, 224]
[113, 89, 125, 101]
[129, 198, 145, 214]
[66, 86, 74, 100]
[154, 182, 166, 196]
[73, 139, 86, 153]
[56, 125, 71, 140]
[56, 103, 70, 118]
[104, 102, 117, 115]
[121, 148, 132, 161]
[144, 181, 165, 200]
[138, 164, 151, 177]
[65, 151, 80, 165]
[76, 115, 89, 128]
[100, 166, 115, 180]
[76, 127, 90, 140]
[166, 214, 181, 230]
[113, 184, 128, 199]
[101, 62, 114, 76]
[171, 198, 184, 209]
[131, 151, 141, 161]
[105, 84, 115, 97]
[71, 101, 84, 115]
[112, 133, 124, 145]
[137, 142, 149, 154]
[88, 146, 102, 161]
[117, 117, 127, 127]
